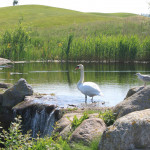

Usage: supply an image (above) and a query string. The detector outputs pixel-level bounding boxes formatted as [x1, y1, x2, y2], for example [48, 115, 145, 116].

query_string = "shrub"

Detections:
[98, 109, 116, 126]
[30, 136, 71, 150]
[0, 116, 33, 150]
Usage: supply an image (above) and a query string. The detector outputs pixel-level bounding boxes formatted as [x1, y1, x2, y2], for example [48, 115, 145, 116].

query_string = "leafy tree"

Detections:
[13, 0, 18, 6]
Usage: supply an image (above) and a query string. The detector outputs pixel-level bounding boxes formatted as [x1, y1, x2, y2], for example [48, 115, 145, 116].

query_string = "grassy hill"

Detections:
[0, 5, 147, 40]
[0, 5, 150, 62]
[0, 5, 137, 30]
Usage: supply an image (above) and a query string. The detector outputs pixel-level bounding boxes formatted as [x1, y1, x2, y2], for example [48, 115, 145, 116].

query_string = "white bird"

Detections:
[75, 64, 103, 103]
[136, 73, 150, 87]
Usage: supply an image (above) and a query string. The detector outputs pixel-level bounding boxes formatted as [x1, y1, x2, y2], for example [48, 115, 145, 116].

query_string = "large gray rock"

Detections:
[99, 109, 150, 150]
[70, 118, 106, 145]
[113, 86, 150, 118]
[2, 78, 33, 107]
[125, 86, 144, 99]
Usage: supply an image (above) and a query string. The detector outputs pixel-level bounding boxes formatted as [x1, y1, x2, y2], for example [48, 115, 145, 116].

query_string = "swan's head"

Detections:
[136, 73, 141, 76]
[75, 64, 84, 70]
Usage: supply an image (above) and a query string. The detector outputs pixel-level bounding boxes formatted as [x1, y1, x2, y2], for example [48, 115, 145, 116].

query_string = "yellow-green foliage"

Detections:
[0, 5, 150, 61]
[68, 112, 89, 130]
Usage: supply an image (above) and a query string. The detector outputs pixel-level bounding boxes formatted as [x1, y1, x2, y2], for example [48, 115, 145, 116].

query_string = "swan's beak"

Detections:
[75, 66, 79, 70]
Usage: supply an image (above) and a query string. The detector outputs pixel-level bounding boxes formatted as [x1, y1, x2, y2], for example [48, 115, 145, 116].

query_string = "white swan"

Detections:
[75, 64, 103, 103]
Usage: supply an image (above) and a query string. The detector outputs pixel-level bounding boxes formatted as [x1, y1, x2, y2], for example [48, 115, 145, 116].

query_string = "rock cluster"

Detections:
[0, 78, 59, 137]
[52, 86, 150, 149]
[99, 109, 150, 150]
[99, 86, 150, 150]
[1, 76, 150, 149]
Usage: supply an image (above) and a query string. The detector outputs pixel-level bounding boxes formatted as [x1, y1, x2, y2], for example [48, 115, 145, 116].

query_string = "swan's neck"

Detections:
[78, 67, 84, 84]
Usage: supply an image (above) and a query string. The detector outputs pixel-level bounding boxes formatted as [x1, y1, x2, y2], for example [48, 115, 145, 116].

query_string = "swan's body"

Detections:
[136, 73, 150, 87]
[75, 64, 103, 102]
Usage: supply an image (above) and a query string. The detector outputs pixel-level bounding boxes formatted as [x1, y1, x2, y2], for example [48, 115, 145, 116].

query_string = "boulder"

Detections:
[55, 112, 100, 140]
[70, 118, 106, 145]
[2, 78, 33, 107]
[113, 86, 150, 118]
[0, 83, 12, 89]
[99, 109, 150, 150]
[125, 86, 144, 99]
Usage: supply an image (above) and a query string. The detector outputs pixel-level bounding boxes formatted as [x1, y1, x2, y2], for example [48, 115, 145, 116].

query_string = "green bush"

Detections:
[98, 110, 116, 126]
[30, 136, 71, 150]
[0, 116, 33, 150]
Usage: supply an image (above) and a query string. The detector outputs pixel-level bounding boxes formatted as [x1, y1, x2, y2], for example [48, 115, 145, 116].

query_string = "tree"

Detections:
[13, 0, 18, 6]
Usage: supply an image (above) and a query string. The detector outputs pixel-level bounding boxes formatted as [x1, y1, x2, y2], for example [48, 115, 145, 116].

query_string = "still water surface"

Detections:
[0, 62, 150, 107]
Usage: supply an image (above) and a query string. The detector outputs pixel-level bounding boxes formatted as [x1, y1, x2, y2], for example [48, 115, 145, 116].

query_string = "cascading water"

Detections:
[13, 98, 59, 138]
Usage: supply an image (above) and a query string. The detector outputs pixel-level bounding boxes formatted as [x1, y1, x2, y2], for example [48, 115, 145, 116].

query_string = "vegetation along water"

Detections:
[0, 5, 150, 62]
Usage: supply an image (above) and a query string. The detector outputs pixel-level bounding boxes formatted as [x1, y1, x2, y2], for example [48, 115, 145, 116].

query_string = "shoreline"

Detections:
[1, 57, 150, 65]
[10, 59, 150, 64]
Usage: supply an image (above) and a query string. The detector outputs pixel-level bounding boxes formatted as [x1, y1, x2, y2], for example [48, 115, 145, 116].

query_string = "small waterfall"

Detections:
[43, 110, 55, 137]
[13, 104, 58, 138]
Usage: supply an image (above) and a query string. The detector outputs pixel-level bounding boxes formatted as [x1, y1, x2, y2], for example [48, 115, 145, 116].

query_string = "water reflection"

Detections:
[0, 62, 150, 107]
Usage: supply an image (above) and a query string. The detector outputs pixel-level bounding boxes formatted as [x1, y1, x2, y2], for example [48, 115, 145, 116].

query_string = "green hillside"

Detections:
[0, 5, 137, 30]
[0, 5, 150, 62]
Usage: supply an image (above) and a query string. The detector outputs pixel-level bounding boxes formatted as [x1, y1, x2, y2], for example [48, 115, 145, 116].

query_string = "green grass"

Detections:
[0, 5, 143, 39]
[89, 12, 137, 17]
[0, 5, 150, 62]
[0, 5, 136, 30]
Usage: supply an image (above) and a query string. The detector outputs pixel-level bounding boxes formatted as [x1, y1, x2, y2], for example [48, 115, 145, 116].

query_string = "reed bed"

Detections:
[0, 24, 150, 62]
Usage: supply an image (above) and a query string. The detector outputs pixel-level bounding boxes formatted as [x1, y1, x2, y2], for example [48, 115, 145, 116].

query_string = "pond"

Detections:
[0, 62, 150, 107]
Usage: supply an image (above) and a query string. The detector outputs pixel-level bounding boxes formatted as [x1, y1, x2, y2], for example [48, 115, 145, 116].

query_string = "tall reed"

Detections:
[0, 23, 150, 62]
